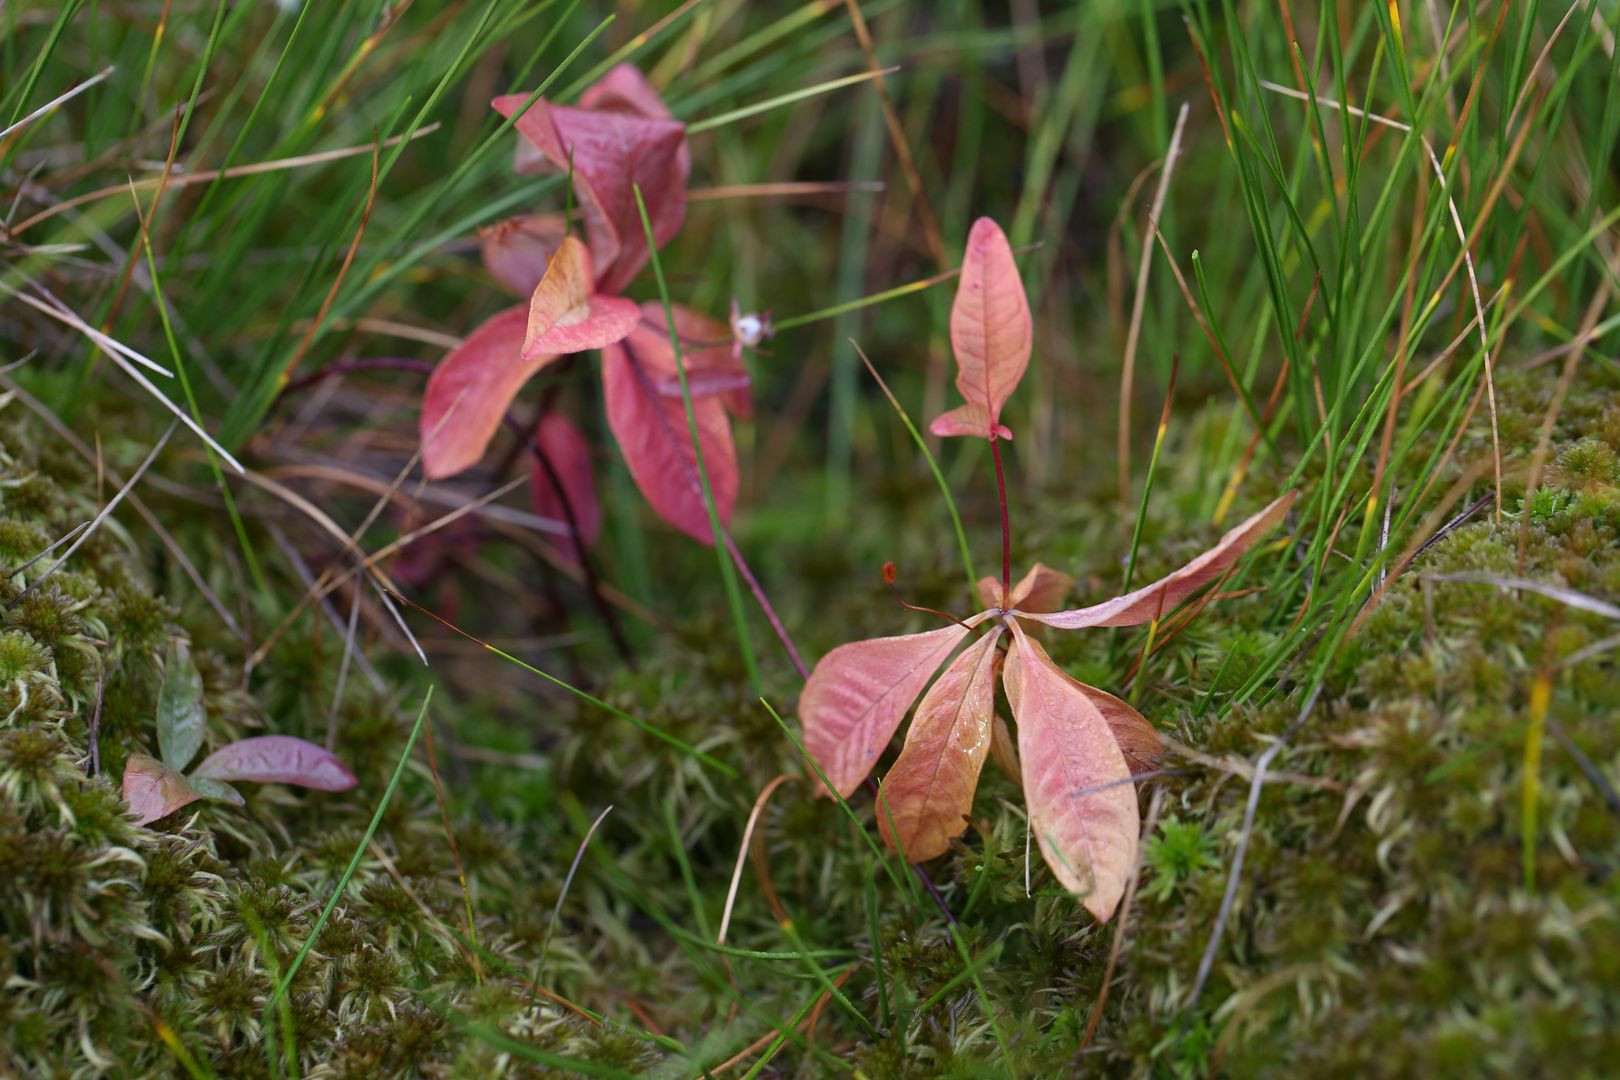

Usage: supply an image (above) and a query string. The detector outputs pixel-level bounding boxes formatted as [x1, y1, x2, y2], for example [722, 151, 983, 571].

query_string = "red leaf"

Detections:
[581, 63, 681, 127]
[1003, 623, 1138, 922]
[930, 217, 1030, 440]
[1070, 682, 1163, 776]
[601, 312, 742, 543]
[492, 87, 688, 295]
[123, 753, 201, 826]
[480, 213, 566, 297]
[420, 305, 553, 480]
[1020, 492, 1297, 629]
[191, 736, 358, 792]
[876, 627, 1002, 860]
[977, 562, 1074, 613]
[528, 413, 601, 563]
[522, 236, 639, 358]
[644, 302, 752, 419]
[799, 622, 974, 798]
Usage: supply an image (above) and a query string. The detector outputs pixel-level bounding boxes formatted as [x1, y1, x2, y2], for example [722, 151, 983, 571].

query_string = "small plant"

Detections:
[419, 64, 756, 549]
[1140, 815, 1221, 902]
[122, 640, 356, 825]
[799, 218, 1293, 921]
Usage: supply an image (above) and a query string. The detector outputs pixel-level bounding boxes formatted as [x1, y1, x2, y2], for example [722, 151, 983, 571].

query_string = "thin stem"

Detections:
[990, 434, 1011, 605]
[620, 341, 807, 679]
[505, 413, 635, 665]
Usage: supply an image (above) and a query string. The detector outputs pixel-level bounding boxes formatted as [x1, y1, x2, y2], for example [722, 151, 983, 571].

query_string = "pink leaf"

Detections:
[930, 217, 1030, 440]
[581, 63, 680, 125]
[601, 312, 742, 544]
[522, 236, 639, 358]
[646, 302, 752, 419]
[492, 89, 688, 295]
[123, 753, 201, 826]
[579, 60, 695, 197]
[1004, 623, 1138, 921]
[528, 413, 601, 563]
[191, 736, 358, 792]
[977, 562, 1074, 612]
[480, 213, 567, 297]
[930, 402, 1012, 441]
[1070, 681, 1163, 776]
[799, 621, 974, 798]
[420, 306, 554, 480]
[876, 627, 1002, 860]
[1021, 492, 1297, 629]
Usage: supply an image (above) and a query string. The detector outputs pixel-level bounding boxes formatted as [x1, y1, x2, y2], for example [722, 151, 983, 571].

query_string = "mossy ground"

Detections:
[4, 362, 1618, 1077]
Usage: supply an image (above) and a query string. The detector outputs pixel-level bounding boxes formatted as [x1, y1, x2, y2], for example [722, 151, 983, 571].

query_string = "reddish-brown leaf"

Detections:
[643, 302, 752, 419]
[602, 318, 739, 543]
[989, 712, 1020, 784]
[480, 213, 566, 297]
[1020, 492, 1297, 629]
[930, 217, 1030, 440]
[1069, 681, 1163, 776]
[876, 627, 1002, 860]
[528, 413, 601, 563]
[123, 753, 201, 826]
[421, 306, 553, 480]
[522, 236, 639, 358]
[799, 622, 975, 798]
[1003, 623, 1138, 921]
[492, 87, 688, 294]
[192, 736, 358, 791]
[977, 562, 1074, 612]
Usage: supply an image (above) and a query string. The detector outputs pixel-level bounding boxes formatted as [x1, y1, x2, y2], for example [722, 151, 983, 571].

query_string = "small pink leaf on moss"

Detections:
[931, 217, 1031, 440]
[876, 627, 1002, 861]
[1020, 492, 1297, 629]
[799, 622, 974, 798]
[191, 736, 358, 792]
[1003, 623, 1138, 922]
[480, 213, 567, 297]
[521, 236, 639, 358]
[528, 413, 601, 563]
[420, 305, 553, 480]
[123, 753, 201, 826]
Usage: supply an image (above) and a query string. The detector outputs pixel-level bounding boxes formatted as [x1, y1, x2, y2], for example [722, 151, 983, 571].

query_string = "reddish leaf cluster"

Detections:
[422, 65, 749, 551]
[123, 641, 356, 826]
[799, 215, 1296, 921]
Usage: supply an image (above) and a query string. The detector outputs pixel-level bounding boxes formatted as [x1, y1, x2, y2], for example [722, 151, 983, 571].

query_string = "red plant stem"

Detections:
[722, 529, 808, 679]
[990, 433, 1011, 605]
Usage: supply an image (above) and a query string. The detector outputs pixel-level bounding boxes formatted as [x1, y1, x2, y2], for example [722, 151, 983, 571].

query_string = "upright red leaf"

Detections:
[876, 627, 1002, 860]
[522, 236, 639, 358]
[123, 753, 201, 826]
[421, 306, 553, 480]
[601, 310, 743, 543]
[799, 622, 974, 798]
[191, 735, 358, 792]
[480, 213, 566, 297]
[1003, 623, 1138, 921]
[492, 91, 688, 295]
[579, 62, 693, 185]
[528, 413, 601, 563]
[1019, 492, 1297, 629]
[930, 217, 1031, 440]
